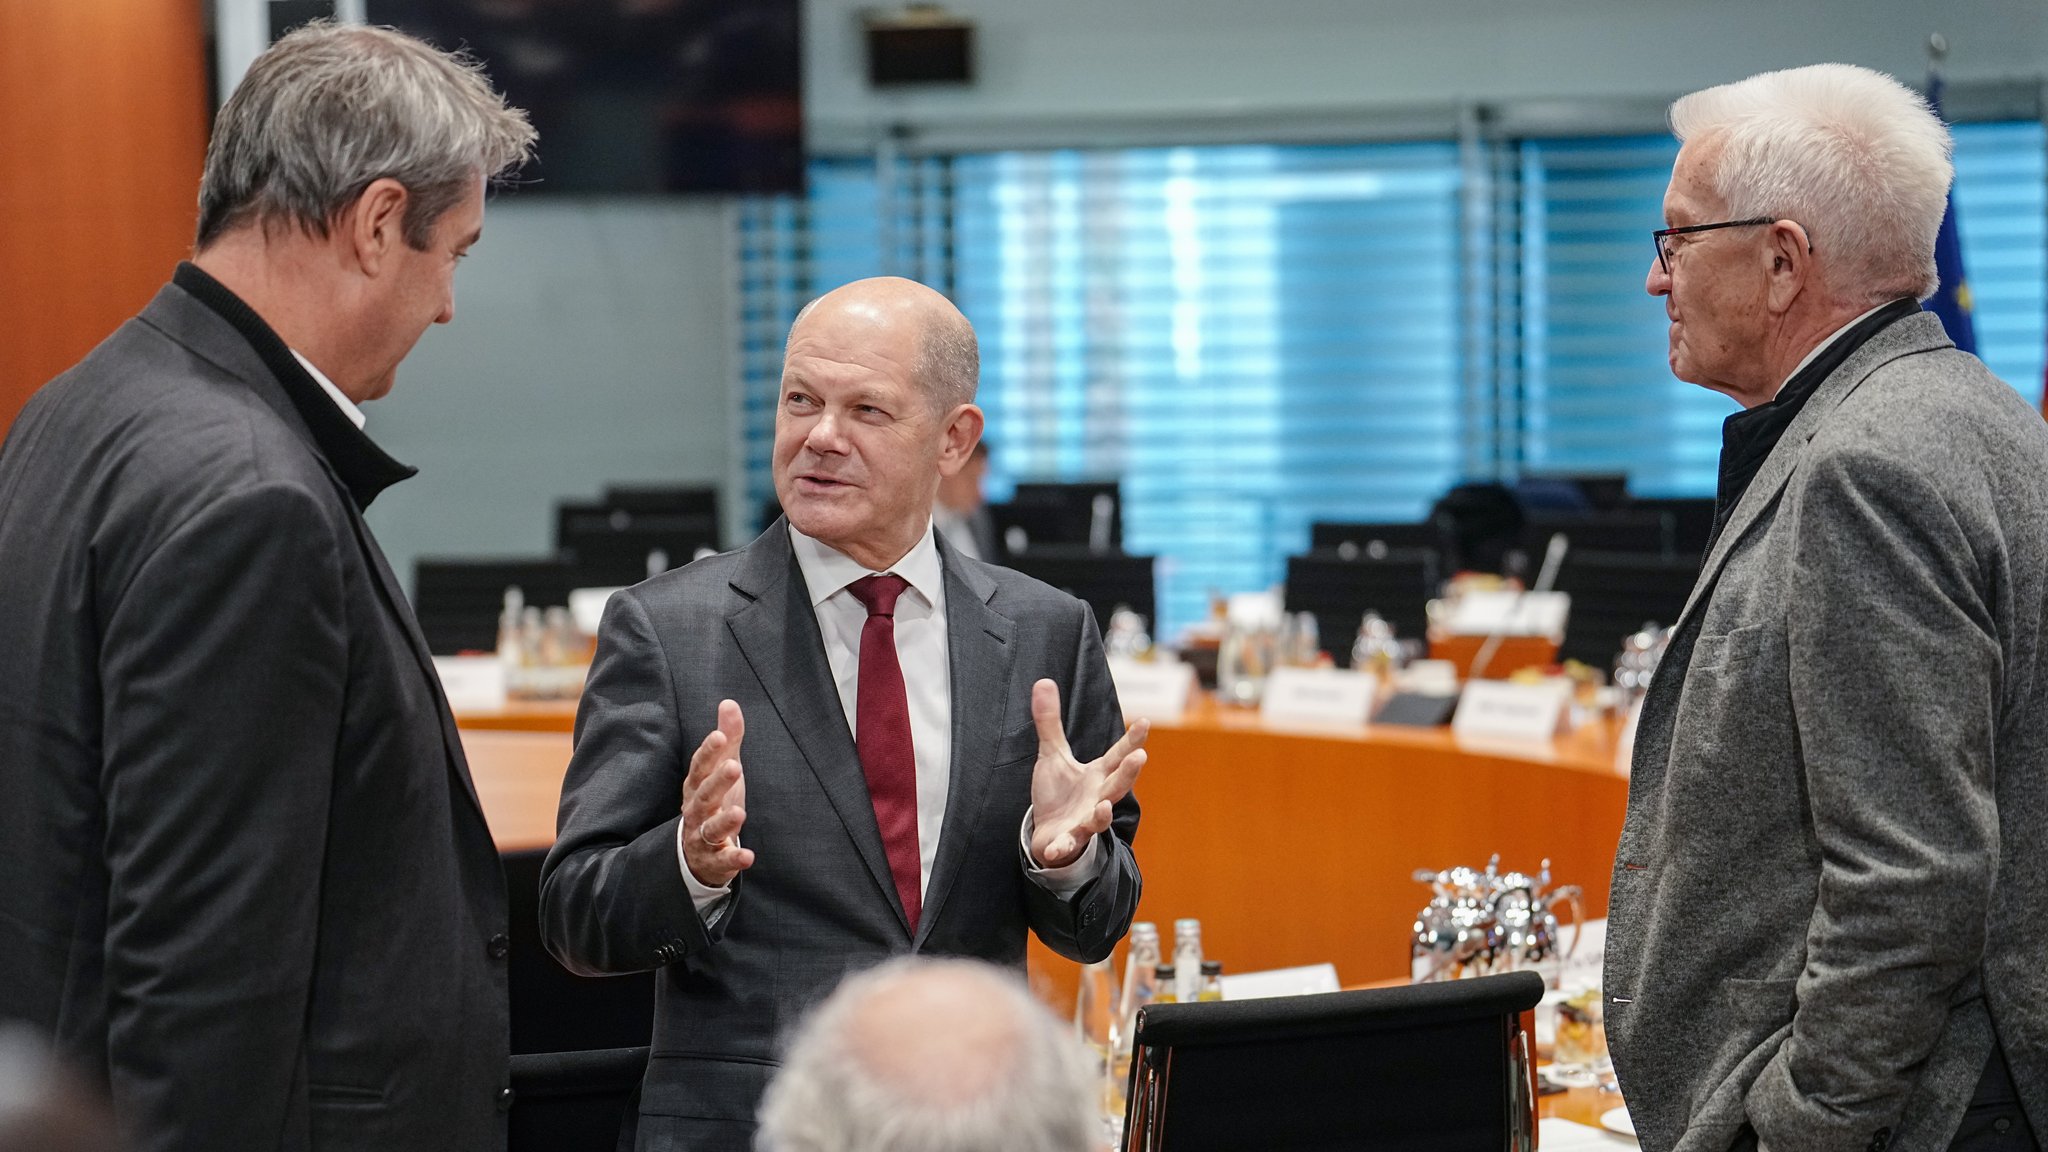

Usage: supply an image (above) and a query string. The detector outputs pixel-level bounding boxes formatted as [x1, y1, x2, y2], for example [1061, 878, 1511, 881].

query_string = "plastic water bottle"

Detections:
[1172, 919, 1203, 1005]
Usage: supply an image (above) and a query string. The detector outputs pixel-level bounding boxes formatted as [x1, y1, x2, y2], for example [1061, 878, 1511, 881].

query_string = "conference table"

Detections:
[459, 691, 1631, 987]
[460, 691, 1636, 1135]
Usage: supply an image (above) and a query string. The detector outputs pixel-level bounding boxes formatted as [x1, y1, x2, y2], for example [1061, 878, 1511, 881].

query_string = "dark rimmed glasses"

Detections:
[1651, 217, 1776, 275]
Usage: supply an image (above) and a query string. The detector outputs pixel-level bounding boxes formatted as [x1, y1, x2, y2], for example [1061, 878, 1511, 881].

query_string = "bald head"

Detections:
[755, 959, 1097, 1152]
[787, 278, 979, 412]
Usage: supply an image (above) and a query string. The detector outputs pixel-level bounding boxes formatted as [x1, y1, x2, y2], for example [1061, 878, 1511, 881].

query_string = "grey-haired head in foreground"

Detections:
[196, 21, 535, 252]
[754, 957, 1099, 1152]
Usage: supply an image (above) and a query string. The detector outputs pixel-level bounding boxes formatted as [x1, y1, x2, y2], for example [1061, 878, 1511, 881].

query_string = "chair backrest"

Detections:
[1551, 549, 1703, 668]
[1122, 971, 1543, 1152]
[1307, 520, 1445, 558]
[1000, 547, 1155, 634]
[508, 1046, 649, 1152]
[1283, 550, 1438, 664]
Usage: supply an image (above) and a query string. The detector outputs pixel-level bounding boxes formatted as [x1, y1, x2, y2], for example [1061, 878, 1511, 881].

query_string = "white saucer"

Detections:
[1598, 1106, 1636, 1139]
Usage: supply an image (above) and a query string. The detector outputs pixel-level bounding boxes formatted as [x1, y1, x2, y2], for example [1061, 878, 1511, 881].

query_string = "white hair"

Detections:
[755, 958, 1098, 1152]
[1670, 63, 1953, 303]
[197, 22, 535, 251]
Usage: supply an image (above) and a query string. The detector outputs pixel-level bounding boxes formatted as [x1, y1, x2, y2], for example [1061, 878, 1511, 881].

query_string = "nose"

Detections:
[1646, 254, 1672, 297]
[436, 294, 456, 325]
[804, 409, 850, 454]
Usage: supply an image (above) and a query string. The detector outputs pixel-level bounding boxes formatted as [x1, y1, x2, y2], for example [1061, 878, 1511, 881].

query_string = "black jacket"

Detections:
[0, 266, 510, 1151]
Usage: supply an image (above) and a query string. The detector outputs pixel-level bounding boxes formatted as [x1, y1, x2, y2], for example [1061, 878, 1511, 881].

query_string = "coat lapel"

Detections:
[725, 521, 907, 931]
[915, 536, 1015, 950]
[1664, 313, 1955, 644]
[140, 287, 490, 829]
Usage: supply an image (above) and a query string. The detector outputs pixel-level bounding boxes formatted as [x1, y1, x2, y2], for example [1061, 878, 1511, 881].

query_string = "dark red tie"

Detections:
[847, 574, 921, 934]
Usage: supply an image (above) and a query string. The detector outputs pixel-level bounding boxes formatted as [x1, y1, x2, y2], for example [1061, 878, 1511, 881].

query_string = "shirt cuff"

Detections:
[1019, 808, 1108, 896]
[676, 822, 736, 914]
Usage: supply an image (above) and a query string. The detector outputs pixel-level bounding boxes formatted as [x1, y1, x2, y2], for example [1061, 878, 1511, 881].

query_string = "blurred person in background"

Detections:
[0, 1026, 120, 1152]
[0, 23, 533, 1151]
[933, 439, 997, 561]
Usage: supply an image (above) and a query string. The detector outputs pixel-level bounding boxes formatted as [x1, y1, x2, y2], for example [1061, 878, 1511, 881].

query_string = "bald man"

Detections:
[539, 278, 1145, 1151]
[755, 958, 1099, 1152]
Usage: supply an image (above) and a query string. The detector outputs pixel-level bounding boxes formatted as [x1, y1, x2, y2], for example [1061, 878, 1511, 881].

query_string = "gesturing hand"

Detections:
[1027, 678, 1149, 870]
[682, 699, 756, 888]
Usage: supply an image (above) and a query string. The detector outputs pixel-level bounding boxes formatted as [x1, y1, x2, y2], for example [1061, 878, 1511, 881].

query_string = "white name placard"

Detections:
[1261, 667, 1378, 726]
[1107, 656, 1196, 722]
[1442, 590, 1571, 639]
[432, 655, 506, 711]
[1453, 678, 1571, 743]
[1218, 962, 1343, 1001]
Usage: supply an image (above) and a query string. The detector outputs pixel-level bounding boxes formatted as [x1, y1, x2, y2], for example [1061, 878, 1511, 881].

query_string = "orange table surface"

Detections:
[459, 694, 1631, 996]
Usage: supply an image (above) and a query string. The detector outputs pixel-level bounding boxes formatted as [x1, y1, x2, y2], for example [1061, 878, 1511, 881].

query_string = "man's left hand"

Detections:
[1028, 678, 1148, 869]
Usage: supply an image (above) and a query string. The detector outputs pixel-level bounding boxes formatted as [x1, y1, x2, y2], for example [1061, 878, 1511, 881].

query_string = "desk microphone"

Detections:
[1468, 532, 1569, 680]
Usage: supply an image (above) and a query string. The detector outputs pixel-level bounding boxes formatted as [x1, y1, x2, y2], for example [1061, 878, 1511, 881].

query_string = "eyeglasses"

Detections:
[1651, 217, 1776, 275]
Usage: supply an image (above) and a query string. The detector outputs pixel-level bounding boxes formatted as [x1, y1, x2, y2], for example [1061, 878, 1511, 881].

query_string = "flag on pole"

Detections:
[1923, 71, 1979, 356]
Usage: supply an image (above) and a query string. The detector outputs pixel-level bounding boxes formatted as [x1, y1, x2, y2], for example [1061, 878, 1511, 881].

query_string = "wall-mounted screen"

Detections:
[364, 0, 802, 194]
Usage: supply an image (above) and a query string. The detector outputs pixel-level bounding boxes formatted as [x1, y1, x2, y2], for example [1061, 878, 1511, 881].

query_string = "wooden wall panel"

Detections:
[0, 0, 208, 435]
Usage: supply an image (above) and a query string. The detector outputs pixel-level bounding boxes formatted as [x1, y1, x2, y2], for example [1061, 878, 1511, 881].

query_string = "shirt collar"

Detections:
[292, 350, 366, 430]
[1773, 301, 1892, 399]
[788, 520, 945, 609]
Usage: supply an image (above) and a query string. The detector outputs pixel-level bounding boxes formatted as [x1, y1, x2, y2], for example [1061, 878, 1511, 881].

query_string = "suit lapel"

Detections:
[915, 537, 1014, 950]
[726, 522, 908, 932]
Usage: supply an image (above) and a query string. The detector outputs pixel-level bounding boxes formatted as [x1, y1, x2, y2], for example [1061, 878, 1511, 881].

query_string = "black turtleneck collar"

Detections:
[172, 262, 418, 511]
[1711, 296, 1921, 544]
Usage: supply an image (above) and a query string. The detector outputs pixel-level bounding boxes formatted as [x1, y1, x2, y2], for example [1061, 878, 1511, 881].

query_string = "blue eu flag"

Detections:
[1925, 73, 1979, 355]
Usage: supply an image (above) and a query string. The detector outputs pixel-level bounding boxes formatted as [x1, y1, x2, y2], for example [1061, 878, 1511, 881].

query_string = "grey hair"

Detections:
[755, 958, 1098, 1152]
[196, 21, 535, 251]
[786, 287, 980, 410]
[1670, 63, 1952, 304]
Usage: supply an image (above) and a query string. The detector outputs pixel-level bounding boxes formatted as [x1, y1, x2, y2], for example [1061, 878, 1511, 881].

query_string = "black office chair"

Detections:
[1551, 549, 1702, 668]
[1307, 519, 1446, 558]
[1121, 971, 1544, 1152]
[507, 1045, 648, 1152]
[1000, 547, 1156, 634]
[1283, 550, 1438, 666]
[500, 850, 653, 1056]
[412, 558, 588, 655]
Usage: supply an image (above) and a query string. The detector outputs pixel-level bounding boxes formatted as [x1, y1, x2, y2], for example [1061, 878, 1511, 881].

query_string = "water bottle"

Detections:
[1172, 919, 1203, 1005]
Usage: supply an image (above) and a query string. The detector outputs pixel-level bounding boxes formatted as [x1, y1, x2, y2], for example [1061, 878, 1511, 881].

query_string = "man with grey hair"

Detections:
[1606, 64, 2047, 1152]
[0, 21, 532, 1152]
[542, 276, 1144, 1150]
[755, 958, 1098, 1152]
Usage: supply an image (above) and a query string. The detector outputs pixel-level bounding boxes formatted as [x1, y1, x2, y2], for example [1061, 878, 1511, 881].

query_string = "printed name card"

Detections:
[1260, 667, 1379, 726]
[1217, 962, 1343, 1002]
[1107, 656, 1196, 721]
[1452, 678, 1572, 743]
[432, 655, 506, 711]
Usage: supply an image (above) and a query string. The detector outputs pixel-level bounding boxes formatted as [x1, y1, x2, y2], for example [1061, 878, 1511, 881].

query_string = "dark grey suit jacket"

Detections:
[0, 268, 511, 1151]
[1606, 313, 2048, 1152]
[539, 520, 1142, 1151]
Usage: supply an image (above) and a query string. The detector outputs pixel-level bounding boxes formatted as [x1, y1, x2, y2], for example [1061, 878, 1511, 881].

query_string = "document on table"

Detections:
[1539, 1117, 1636, 1148]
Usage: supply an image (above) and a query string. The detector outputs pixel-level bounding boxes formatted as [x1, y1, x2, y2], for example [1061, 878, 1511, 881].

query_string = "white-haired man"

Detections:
[755, 958, 1099, 1152]
[1605, 65, 2046, 1152]
[0, 22, 533, 1151]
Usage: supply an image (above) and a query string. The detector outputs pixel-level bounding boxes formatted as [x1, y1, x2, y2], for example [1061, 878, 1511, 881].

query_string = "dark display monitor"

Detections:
[364, 0, 803, 194]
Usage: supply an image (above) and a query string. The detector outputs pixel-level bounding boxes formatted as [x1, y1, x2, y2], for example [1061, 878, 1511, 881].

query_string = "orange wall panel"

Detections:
[0, 0, 208, 434]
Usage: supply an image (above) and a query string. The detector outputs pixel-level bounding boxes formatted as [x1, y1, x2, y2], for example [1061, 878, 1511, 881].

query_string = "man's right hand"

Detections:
[682, 699, 755, 888]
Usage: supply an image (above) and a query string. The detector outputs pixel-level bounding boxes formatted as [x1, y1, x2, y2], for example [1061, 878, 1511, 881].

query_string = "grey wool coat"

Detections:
[1606, 311, 2048, 1152]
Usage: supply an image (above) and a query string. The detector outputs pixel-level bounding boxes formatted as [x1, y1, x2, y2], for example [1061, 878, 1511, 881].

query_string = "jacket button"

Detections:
[488, 933, 510, 960]
[497, 1087, 515, 1112]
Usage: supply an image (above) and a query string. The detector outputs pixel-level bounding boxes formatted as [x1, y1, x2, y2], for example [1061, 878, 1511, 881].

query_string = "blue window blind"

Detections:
[1951, 120, 2047, 405]
[1517, 135, 1733, 496]
[951, 144, 1465, 636]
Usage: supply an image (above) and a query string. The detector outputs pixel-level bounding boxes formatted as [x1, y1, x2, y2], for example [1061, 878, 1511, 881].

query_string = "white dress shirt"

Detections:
[679, 521, 1105, 912]
[291, 351, 365, 430]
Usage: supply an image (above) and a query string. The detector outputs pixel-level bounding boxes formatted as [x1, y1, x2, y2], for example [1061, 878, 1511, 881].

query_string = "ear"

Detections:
[344, 177, 411, 277]
[936, 404, 986, 478]
[1762, 219, 1811, 314]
